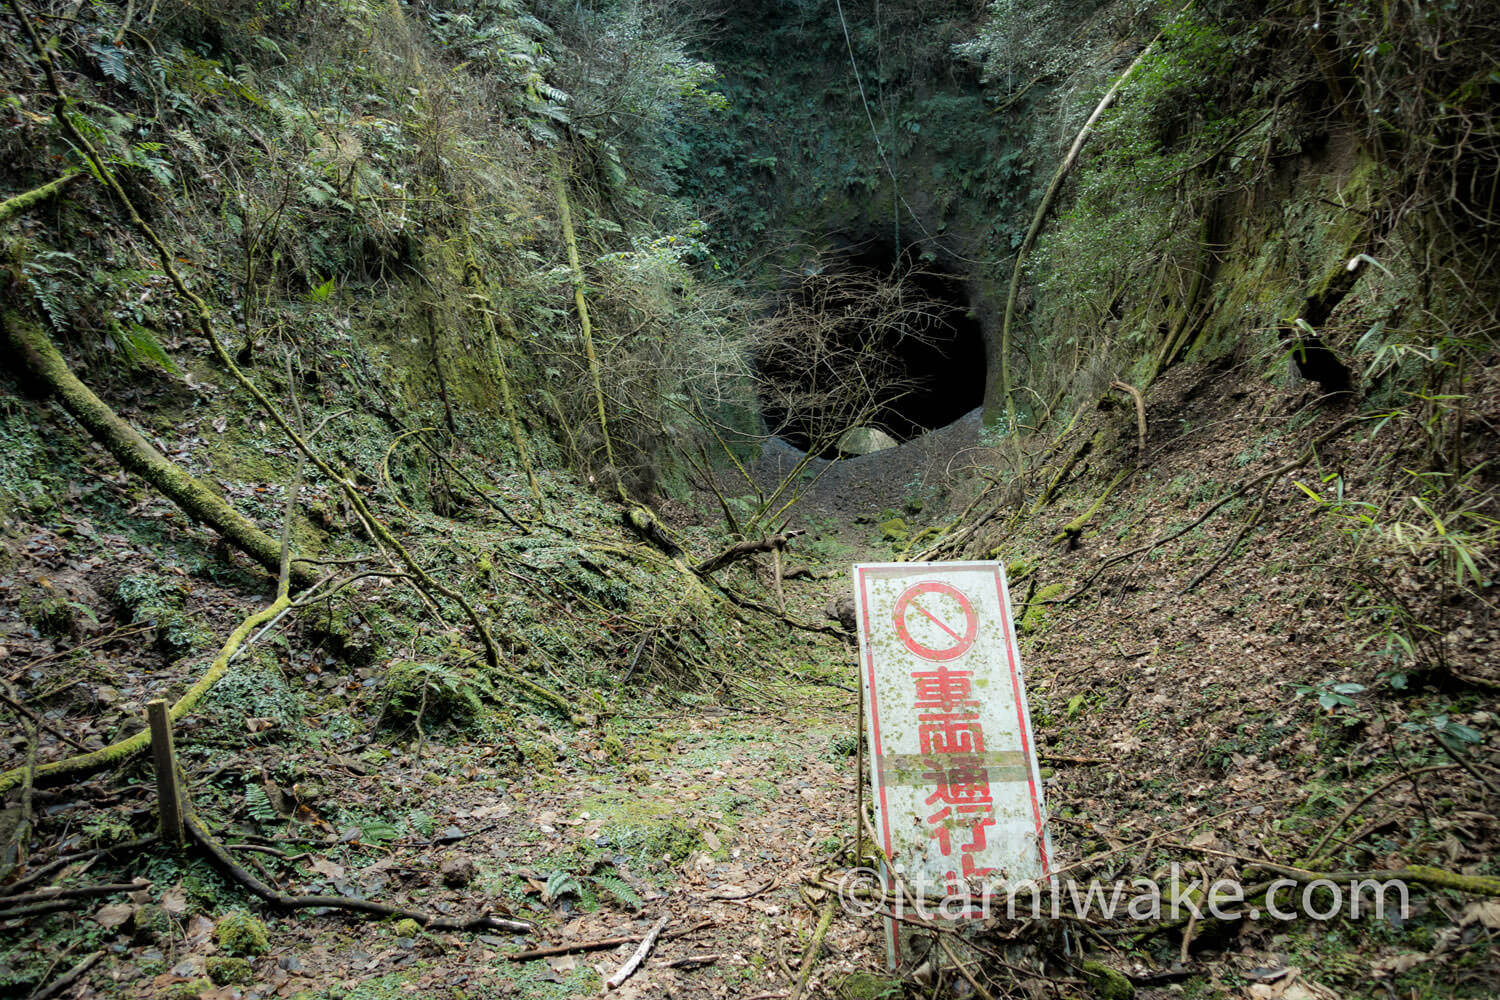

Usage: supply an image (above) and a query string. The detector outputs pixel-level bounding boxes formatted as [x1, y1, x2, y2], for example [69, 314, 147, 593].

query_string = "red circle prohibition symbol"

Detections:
[891, 581, 979, 661]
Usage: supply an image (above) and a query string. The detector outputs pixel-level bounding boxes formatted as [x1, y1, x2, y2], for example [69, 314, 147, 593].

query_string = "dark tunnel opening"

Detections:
[755, 236, 987, 456]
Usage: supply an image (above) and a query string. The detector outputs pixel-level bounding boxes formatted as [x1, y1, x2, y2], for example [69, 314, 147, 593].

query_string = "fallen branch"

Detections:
[1, 836, 158, 897]
[0, 880, 145, 908]
[624, 506, 684, 559]
[0, 170, 81, 227]
[789, 895, 836, 1000]
[503, 918, 713, 961]
[606, 914, 668, 990]
[696, 530, 805, 576]
[186, 814, 534, 933]
[30, 950, 101, 1000]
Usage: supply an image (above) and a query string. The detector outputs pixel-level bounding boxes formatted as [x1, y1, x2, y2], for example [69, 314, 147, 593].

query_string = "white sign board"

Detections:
[852, 561, 1050, 961]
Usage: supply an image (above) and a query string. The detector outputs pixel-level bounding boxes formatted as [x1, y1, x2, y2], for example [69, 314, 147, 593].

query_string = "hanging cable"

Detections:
[832, 0, 1006, 268]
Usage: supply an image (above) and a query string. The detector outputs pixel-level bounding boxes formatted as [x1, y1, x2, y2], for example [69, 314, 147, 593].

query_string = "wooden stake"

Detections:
[145, 699, 184, 847]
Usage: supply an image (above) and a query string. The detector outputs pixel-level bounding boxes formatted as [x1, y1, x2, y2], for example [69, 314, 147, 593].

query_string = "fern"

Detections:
[244, 784, 278, 823]
[545, 869, 581, 902]
[117, 323, 182, 375]
[590, 873, 642, 912]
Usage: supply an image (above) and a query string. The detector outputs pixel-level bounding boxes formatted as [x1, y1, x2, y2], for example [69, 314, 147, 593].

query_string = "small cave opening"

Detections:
[754, 236, 987, 456]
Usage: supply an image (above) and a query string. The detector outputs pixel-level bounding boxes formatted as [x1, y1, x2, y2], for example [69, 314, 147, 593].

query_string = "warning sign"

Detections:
[852, 561, 1050, 955]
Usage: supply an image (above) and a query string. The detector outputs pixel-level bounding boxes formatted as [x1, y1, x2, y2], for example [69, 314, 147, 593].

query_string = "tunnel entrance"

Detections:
[754, 237, 986, 456]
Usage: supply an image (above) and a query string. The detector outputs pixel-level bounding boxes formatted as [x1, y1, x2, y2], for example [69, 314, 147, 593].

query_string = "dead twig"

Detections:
[502, 919, 713, 961]
[937, 935, 998, 1000]
[665, 953, 720, 969]
[29, 950, 101, 1000]
[606, 914, 669, 990]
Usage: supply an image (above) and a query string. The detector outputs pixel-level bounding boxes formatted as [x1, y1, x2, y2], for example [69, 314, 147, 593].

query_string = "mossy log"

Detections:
[1, 308, 318, 589]
[0, 171, 82, 227]
[0, 594, 291, 794]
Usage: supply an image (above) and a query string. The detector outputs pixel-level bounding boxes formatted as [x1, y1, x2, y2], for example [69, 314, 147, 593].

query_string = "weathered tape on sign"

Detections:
[852, 562, 1050, 958]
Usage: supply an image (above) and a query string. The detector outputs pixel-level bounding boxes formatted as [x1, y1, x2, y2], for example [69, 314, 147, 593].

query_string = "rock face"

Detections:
[835, 426, 898, 457]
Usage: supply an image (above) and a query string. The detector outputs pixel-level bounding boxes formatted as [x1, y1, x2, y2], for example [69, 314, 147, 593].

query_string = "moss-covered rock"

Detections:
[1081, 959, 1134, 1000]
[877, 517, 908, 542]
[393, 918, 422, 937]
[214, 910, 269, 956]
[207, 956, 254, 986]
[1019, 583, 1067, 634]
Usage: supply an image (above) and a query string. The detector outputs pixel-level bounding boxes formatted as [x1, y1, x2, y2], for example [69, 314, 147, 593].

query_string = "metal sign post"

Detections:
[852, 561, 1051, 966]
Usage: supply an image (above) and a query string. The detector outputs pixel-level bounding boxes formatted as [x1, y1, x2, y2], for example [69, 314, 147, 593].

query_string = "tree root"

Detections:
[1110, 380, 1147, 456]
[1051, 467, 1132, 546]
[186, 814, 534, 933]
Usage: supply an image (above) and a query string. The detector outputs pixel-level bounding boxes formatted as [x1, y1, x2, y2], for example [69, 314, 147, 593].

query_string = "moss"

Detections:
[1019, 583, 1067, 634]
[877, 517, 908, 542]
[166, 979, 214, 1000]
[214, 911, 269, 956]
[839, 971, 903, 998]
[583, 793, 704, 869]
[393, 917, 422, 937]
[381, 660, 483, 731]
[207, 956, 254, 986]
[17, 579, 82, 638]
[1081, 960, 1134, 1000]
